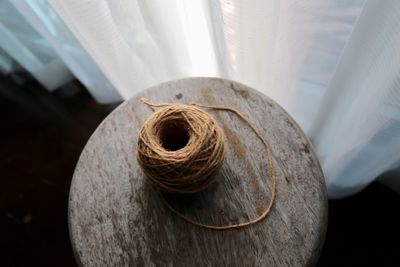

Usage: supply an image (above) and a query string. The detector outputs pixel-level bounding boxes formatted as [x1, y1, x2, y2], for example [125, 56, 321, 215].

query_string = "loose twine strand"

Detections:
[138, 98, 277, 230]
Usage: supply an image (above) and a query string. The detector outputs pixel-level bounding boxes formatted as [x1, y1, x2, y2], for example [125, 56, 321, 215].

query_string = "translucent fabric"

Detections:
[9, 0, 121, 103]
[0, 0, 73, 90]
[309, 0, 400, 197]
[0, 47, 18, 74]
[4, 0, 400, 197]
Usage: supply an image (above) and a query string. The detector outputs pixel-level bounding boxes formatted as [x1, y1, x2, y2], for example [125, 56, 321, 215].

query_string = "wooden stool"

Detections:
[69, 78, 327, 266]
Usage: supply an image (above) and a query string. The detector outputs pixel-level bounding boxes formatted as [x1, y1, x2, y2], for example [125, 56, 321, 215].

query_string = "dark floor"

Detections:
[0, 75, 399, 266]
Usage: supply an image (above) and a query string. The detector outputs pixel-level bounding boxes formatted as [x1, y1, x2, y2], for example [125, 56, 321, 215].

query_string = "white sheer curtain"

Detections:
[3, 0, 400, 198]
[309, 0, 400, 197]
[8, 0, 121, 103]
[0, 47, 18, 74]
[0, 0, 73, 90]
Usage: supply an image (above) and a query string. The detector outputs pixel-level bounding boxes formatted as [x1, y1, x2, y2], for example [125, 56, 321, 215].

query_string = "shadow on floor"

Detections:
[0, 75, 399, 266]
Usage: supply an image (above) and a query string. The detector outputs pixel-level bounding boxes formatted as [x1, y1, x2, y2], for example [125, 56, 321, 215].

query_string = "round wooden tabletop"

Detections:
[69, 77, 327, 266]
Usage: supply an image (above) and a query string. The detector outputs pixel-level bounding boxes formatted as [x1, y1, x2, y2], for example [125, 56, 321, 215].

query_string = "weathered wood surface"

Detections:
[69, 78, 327, 267]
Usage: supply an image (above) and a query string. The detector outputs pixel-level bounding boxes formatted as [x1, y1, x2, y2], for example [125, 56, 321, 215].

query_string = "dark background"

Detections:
[1, 74, 399, 266]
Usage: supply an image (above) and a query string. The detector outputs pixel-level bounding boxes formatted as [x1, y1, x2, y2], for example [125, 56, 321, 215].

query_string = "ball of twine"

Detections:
[136, 98, 276, 230]
[137, 101, 225, 194]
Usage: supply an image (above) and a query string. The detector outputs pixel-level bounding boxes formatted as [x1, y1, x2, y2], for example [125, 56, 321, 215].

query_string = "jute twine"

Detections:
[137, 98, 276, 230]
[137, 100, 225, 194]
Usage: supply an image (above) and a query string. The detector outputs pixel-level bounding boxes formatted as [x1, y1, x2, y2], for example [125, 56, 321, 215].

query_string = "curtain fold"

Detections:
[0, 0, 73, 90]
[0, 47, 18, 75]
[3, 0, 400, 197]
[310, 0, 400, 197]
[9, 0, 121, 103]
[217, 0, 365, 132]
[46, 0, 226, 99]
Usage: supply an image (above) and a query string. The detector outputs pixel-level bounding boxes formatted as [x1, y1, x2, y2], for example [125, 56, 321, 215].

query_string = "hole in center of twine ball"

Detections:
[159, 121, 190, 151]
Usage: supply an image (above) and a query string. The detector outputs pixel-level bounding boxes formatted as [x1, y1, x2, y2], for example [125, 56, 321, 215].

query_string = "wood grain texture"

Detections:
[69, 78, 327, 267]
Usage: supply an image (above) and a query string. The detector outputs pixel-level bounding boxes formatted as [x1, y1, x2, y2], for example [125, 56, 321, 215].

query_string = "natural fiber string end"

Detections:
[141, 97, 156, 111]
[141, 98, 177, 111]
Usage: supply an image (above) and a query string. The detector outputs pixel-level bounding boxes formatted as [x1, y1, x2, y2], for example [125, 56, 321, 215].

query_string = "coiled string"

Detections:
[140, 98, 277, 230]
